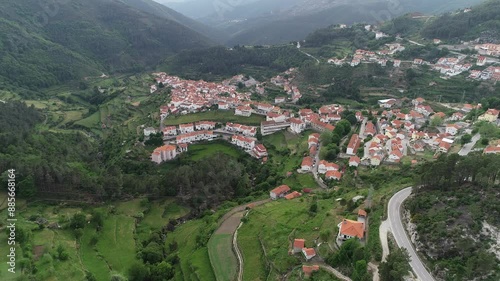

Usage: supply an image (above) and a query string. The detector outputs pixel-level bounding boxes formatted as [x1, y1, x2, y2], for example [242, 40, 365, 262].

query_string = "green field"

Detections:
[0, 198, 189, 281]
[208, 234, 237, 281]
[165, 221, 217, 281]
[262, 130, 319, 189]
[238, 196, 341, 279]
[186, 142, 245, 161]
[163, 110, 265, 126]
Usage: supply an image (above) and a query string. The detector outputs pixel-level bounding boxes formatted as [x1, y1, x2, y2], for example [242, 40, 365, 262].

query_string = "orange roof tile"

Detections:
[270, 185, 290, 195]
[339, 219, 365, 238]
[293, 239, 305, 249]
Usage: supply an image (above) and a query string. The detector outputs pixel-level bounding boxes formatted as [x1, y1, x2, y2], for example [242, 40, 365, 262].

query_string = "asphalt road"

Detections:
[387, 187, 435, 281]
[458, 133, 481, 156]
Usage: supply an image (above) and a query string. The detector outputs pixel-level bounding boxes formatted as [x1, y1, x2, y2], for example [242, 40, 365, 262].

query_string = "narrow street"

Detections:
[458, 133, 480, 156]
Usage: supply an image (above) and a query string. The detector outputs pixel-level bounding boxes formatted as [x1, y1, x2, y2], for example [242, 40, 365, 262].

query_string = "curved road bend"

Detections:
[388, 187, 435, 281]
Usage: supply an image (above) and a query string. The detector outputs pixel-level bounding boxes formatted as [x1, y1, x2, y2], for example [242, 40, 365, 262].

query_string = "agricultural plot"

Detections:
[187, 142, 244, 161]
[208, 234, 237, 281]
[238, 196, 341, 278]
[96, 215, 137, 273]
[165, 221, 217, 281]
[0, 197, 189, 281]
[163, 110, 265, 126]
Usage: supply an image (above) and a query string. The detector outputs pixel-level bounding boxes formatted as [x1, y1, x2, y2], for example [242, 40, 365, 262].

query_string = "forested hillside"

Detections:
[407, 154, 500, 281]
[422, 0, 500, 41]
[164, 45, 310, 81]
[0, 0, 213, 91]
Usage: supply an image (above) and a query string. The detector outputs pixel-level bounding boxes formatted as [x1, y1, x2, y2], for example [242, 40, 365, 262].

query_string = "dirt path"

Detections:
[317, 263, 352, 281]
[368, 262, 380, 281]
[209, 199, 271, 281]
[379, 220, 390, 262]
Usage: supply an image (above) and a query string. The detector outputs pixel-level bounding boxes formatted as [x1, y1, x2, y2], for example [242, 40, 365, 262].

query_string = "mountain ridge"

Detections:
[0, 0, 214, 91]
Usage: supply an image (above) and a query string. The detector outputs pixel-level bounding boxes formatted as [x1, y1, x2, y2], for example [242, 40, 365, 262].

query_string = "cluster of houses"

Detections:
[360, 97, 497, 165]
[329, 45, 405, 67]
[292, 238, 317, 261]
[270, 68, 302, 103]
[469, 65, 500, 82]
[269, 185, 303, 200]
[152, 72, 252, 118]
[474, 43, 500, 57]
[150, 120, 270, 163]
[432, 57, 472, 77]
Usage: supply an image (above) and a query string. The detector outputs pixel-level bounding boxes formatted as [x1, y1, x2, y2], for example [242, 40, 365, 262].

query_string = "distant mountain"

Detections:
[0, 0, 213, 90]
[160, 0, 487, 45]
[119, 0, 227, 41]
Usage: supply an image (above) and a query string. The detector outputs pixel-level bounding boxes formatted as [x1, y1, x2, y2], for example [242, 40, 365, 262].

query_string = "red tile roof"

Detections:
[302, 156, 313, 167]
[285, 191, 302, 200]
[339, 219, 365, 238]
[270, 185, 290, 195]
[293, 239, 305, 249]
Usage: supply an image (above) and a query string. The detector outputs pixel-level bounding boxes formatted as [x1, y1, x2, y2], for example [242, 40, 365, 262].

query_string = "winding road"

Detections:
[387, 187, 435, 281]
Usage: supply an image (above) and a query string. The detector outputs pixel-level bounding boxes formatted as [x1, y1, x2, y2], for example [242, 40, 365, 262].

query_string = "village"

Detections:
[146, 72, 500, 183]
[327, 25, 500, 82]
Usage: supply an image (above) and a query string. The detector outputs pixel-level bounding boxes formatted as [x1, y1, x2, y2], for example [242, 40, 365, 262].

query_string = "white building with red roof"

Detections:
[151, 145, 178, 164]
[162, 126, 177, 136]
[483, 145, 500, 154]
[326, 170, 342, 180]
[346, 134, 361, 155]
[302, 248, 316, 261]
[179, 123, 195, 134]
[252, 144, 268, 159]
[445, 124, 461, 136]
[349, 156, 361, 167]
[318, 160, 339, 174]
[235, 105, 252, 117]
[289, 118, 306, 134]
[195, 121, 216, 131]
[301, 156, 314, 171]
[270, 185, 290, 200]
[225, 122, 257, 137]
[231, 135, 256, 150]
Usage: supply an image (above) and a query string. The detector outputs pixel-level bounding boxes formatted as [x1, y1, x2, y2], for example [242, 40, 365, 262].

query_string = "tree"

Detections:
[91, 210, 104, 230]
[56, 244, 69, 261]
[18, 176, 36, 198]
[70, 213, 86, 229]
[346, 114, 358, 125]
[321, 131, 333, 145]
[309, 201, 318, 213]
[352, 260, 370, 281]
[461, 133, 472, 144]
[431, 116, 443, 127]
[379, 248, 411, 281]
[150, 261, 174, 281]
[141, 242, 164, 264]
[128, 262, 150, 281]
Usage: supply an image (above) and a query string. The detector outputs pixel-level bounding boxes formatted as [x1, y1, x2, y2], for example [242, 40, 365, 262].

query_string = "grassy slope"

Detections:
[207, 234, 237, 281]
[163, 111, 265, 126]
[166, 221, 217, 281]
[0, 196, 188, 280]
[262, 130, 319, 189]
[239, 197, 342, 279]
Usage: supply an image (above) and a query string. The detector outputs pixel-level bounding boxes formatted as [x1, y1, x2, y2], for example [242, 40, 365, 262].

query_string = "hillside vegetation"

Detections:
[422, 0, 500, 41]
[0, 0, 212, 91]
[407, 154, 500, 281]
